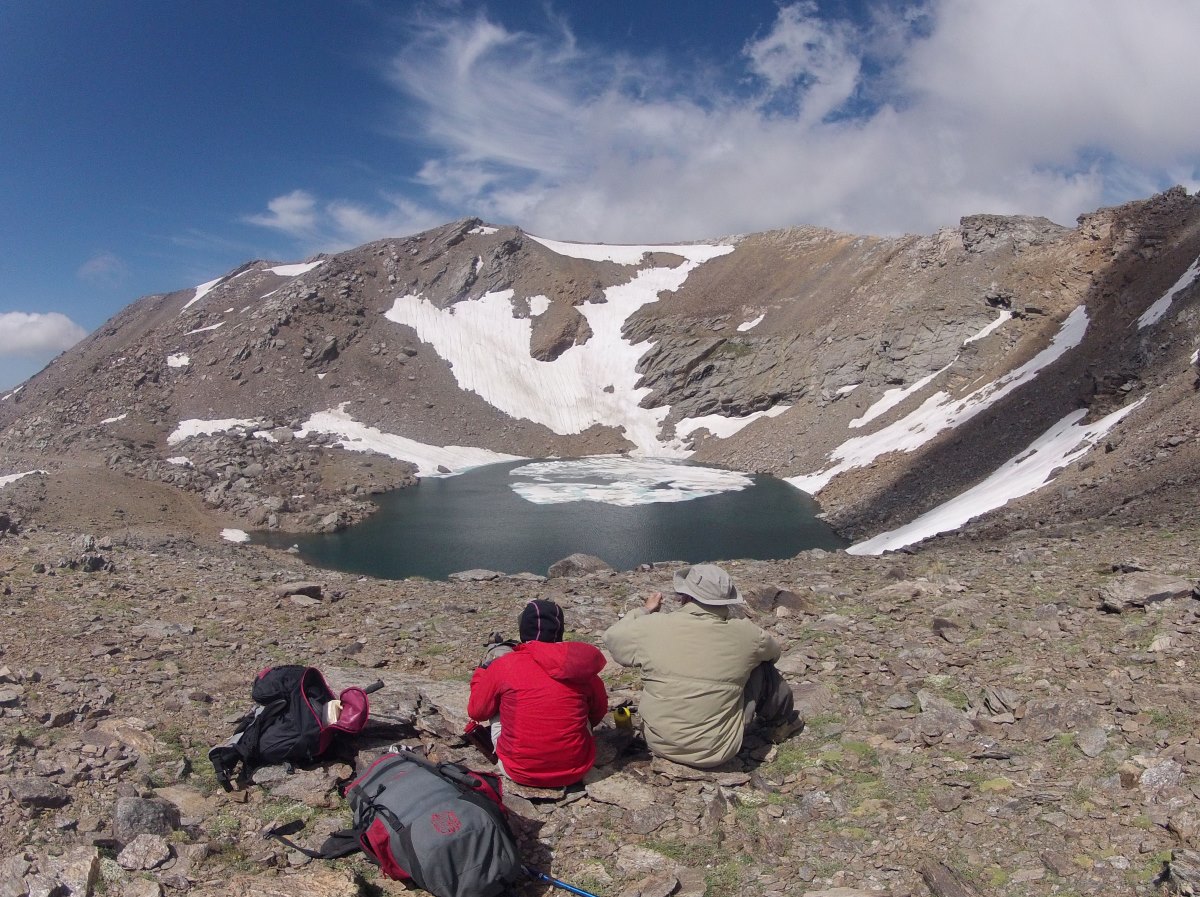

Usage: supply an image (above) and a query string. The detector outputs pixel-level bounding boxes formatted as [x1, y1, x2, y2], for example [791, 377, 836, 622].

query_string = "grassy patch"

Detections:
[569, 877, 611, 897]
[260, 799, 322, 830]
[766, 743, 811, 776]
[643, 838, 722, 867]
[706, 862, 752, 896]
[803, 712, 844, 732]
[716, 341, 753, 359]
[1147, 707, 1192, 735]
[205, 811, 242, 839]
[921, 674, 969, 710]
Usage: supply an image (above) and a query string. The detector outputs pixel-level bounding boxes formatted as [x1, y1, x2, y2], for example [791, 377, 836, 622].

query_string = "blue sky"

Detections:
[2, 0, 1199, 391]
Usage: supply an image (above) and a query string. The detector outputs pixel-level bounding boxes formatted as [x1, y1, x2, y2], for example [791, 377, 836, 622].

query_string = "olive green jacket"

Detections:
[603, 601, 781, 768]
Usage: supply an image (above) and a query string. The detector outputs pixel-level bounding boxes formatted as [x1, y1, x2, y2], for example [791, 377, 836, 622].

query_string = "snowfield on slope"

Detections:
[790, 305, 1090, 495]
[384, 238, 737, 456]
[849, 398, 1144, 554]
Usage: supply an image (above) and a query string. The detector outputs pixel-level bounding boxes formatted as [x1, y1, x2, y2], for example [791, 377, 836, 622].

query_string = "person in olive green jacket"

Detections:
[603, 564, 803, 768]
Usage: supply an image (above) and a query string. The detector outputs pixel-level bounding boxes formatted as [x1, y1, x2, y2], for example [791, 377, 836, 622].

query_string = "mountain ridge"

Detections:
[1, 188, 1198, 549]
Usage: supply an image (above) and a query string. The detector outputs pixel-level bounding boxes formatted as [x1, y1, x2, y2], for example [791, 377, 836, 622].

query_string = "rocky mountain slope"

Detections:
[1, 188, 1197, 548]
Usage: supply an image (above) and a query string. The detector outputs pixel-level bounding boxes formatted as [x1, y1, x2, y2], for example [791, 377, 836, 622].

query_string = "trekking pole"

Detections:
[524, 866, 601, 897]
[363, 680, 385, 694]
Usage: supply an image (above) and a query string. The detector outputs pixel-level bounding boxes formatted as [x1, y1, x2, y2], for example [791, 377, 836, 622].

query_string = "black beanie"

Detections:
[518, 600, 564, 643]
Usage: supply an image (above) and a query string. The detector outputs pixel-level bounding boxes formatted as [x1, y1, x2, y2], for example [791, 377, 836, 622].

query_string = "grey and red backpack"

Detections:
[271, 749, 524, 897]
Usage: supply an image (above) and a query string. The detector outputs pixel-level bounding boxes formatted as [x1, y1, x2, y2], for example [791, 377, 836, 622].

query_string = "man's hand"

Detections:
[643, 591, 663, 614]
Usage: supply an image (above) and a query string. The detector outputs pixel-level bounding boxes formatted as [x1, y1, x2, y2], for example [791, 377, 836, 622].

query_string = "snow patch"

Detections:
[166, 457, 193, 467]
[167, 353, 190, 368]
[186, 322, 224, 335]
[836, 383, 861, 395]
[384, 242, 733, 455]
[528, 295, 551, 316]
[0, 470, 46, 488]
[675, 406, 789, 441]
[221, 528, 250, 543]
[963, 310, 1013, 345]
[790, 305, 1090, 494]
[1, 386, 23, 401]
[168, 418, 265, 445]
[269, 260, 324, 277]
[1192, 348, 1199, 365]
[181, 276, 222, 313]
[849, 398, 1145, 555]
[470, 225, 499, 235]
[851, 361, 954, 429]
[510, 457, 752, 506]
[851, 311, 1015, 430]
[297, 405, 522, 476]
[737, 314, 765, 332]
[1138, 255, 1200, 329]
[100, 413, 127, 424]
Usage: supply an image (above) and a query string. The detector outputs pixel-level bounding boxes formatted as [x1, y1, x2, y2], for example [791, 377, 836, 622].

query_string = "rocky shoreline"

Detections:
[2, 502, 1199, 897]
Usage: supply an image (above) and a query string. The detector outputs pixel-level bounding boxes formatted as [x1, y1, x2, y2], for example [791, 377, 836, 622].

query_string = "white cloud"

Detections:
[244, 189, 320, 237]
[77, 252, 128, 288]
[246, 189, 443, 250]
[244, 2, 1200, 246]
[0, 311, 88, 356]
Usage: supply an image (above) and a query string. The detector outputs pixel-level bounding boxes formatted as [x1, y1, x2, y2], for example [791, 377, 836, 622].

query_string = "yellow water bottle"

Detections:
[613, 706, 633, 729]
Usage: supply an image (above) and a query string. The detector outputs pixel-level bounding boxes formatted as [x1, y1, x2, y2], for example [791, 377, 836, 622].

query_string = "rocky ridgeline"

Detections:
[2, 517, 1200, 897]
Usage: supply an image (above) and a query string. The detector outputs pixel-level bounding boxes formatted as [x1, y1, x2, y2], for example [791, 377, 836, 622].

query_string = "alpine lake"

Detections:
[256, 457, 847, 580]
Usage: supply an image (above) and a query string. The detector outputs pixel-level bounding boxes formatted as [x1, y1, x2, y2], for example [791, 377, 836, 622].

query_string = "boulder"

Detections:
[3, 777, 70, 808]
[112, 796, 180, 844]
[1099, 572, 1193, 612]
[272, 581, 324, 599]
[548, 553, 613, 578]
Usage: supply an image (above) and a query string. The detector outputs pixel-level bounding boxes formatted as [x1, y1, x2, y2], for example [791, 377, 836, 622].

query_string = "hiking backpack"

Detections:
[208, 665, 375, 791]
[273, 750, 524, 897]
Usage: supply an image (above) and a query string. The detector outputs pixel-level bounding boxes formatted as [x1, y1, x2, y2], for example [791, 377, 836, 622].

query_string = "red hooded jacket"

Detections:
[467, 640, 608, 787]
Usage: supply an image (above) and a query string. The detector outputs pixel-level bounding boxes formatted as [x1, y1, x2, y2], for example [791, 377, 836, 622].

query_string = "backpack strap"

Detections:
[265, 820, 362, 860]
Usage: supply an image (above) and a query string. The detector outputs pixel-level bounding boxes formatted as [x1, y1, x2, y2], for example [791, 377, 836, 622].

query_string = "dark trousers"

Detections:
[741, 662, 795, 729]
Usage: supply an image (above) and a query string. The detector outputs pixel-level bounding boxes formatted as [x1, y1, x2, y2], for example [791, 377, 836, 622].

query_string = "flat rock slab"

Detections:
[650, 756, 751, 786]
[3, 776, 70, 808]
[323, 669, 470, 740]
[118, 833, 173, 871]
[448, 569, 502, 581]
[153, 785, 215, 822]
[504, 780, 566, 801]
[189, 866, 361, 897]
[272, 581, 323, 598]
[585, 771, 657, 812]
[1099, 572, 1194, 612]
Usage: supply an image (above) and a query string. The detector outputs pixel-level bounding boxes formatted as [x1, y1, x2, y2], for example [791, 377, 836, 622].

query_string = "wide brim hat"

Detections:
[672, 564, 743, 606]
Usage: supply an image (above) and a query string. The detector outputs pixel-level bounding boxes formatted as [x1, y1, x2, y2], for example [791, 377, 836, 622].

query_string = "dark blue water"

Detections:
[257, 459, 846, 580]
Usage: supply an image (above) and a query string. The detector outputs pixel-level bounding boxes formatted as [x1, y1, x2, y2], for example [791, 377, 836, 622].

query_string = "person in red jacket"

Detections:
[467, 600, 608, 788]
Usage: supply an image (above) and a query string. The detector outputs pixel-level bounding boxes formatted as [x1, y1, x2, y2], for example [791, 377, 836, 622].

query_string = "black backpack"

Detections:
[272, 750, 524, 897]
[208, 665, 376, 791]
